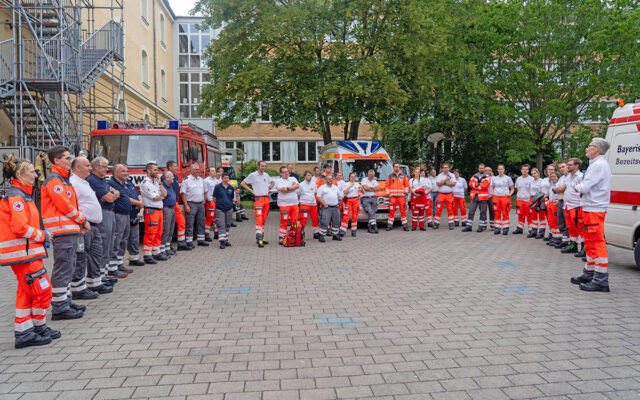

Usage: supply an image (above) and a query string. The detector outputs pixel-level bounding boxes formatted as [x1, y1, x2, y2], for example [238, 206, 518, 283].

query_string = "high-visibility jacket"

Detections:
[0, 180, 48, 266]
[41, 165, 85, 236]
[469, 173, 490, 201]
[385, 172, 409, 197]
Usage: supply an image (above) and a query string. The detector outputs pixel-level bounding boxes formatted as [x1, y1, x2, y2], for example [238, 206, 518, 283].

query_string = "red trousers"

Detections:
[144, 207, 163, 256]
[435, 192, 454, 225]
[583, 211, 608, 276]
[411, 194, 427, 229]
[299, 204, 319, 234]
[205, 199, 217, 234]
[12, 260, 52, 335]
[175, 204, 186, 242]
[531, 208, 547, 230]
[492, 196, 511, 229]
[546, 201, 560, 238]
[340, 197, 360, 233]
[387, 196, 408, 226]
[279, 205, 299, 238]
[254, 196, 270, 237]
[425, 197, 433, 224]
[516, 198, 531, 229]
[452, 196, 467, 223]
[565, 206, 584, 244]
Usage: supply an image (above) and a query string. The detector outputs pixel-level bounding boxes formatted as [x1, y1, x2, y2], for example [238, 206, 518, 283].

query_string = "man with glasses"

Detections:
[87, 158, 127, 280]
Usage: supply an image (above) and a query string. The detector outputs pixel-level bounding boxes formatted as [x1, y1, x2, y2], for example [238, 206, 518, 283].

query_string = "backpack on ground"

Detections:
[283, 219, 305, 247]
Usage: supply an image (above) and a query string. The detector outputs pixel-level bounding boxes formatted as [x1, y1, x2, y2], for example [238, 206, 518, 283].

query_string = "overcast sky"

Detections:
[168, 0, 199, 16]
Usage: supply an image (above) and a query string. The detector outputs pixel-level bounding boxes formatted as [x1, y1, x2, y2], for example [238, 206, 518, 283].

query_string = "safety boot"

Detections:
[313, 233, 320, 239]
[419, 227, 426, 231]
[494, 228, 501, 235]
[527, 229, 537, 238]
[351, 230, 357, 237]
[15, 332, 52, 349]
[561, 242, 577, 254]
[70, 302, 86, 312]
[242, 215, 249, 220]
[462, 225, 472, 232]
[574, 244, 586, 258]
[213, 232, 219, 239]
[427, 222, 434, 228]
[257, 240, 265, 248]
[204, 233, 213, 242]
[72, 289, 99, 300]
[338, 231, 345, 238]
[143, 256, 158, 264]
[570, 275, 591, 285]
[119, 265, 133, 274]
[512, 227, 523, 234]
[555, 240, 568, 249]
[373, 225, 379, 234]
[177, 242, 190, 251]
[153, 253, 169, 261]
[411, 226, 417, 231]
[433, 223, 439, 229]
[236, 214, 243, 222]
[52, 308, 83, 321]
[454, 221, 460, 227]
[187, 241, 195, 249]
[129, 259, 145, 266]
[536, 229, 546, 239]
[386, 225, 393, 231]
[502, 228, 509, 235]
[579, 282, 610, 292]
[220, 241, 226, 249]
[197, 241, 209, 247]
[34, 325, 61, 340]
[231, 222, 238, 227]
[544, 232, 552, 241]
[449, 223, 455, 230]
[368, 225, 374, 233]
[403, 224, 410, 231]
[318, 235, 326, 243]
[108, 270, 128, 278]
[332, 235, 342, 241]
[89, 285, 113, 294]
[477, 226, 485, 233]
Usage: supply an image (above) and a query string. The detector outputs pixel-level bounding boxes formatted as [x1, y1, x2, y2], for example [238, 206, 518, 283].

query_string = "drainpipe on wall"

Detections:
[152, 0, 158, 124]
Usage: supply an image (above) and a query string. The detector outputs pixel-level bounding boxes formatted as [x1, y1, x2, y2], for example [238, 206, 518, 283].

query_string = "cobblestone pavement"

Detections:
[1, 211, 640, 400]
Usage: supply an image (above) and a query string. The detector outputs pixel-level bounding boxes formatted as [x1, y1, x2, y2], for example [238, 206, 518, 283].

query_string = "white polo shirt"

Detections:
[181, 175, 205, 203]
[275, 176, 299, 206]
[492, 175, 514, 197]
[360, 177, 379, 197]
[70, 174, 102, 224]
[428, 176, 439, 193]
[515, 175, 534, 200]
[409, 177, 431, 195]
[140, 177, 163, 209]
[204, 176, 221, 199]
[436, 172, 456, 194]
[452, 177, 467, 198]
[244, 171, 272, 196]
[343, 182, 361, 198]
[563, 171, 584, 210]
[317, 184, 342, 206]
[298, 180, 317, 206]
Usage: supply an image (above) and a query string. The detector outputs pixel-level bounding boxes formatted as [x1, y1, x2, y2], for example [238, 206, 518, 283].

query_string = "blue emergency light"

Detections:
[97, 120, 108, 130]
[168, 120, 179, 129]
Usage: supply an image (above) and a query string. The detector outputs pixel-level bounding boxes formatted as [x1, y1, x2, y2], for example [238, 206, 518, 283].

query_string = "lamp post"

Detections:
[427, 132, 444, 171]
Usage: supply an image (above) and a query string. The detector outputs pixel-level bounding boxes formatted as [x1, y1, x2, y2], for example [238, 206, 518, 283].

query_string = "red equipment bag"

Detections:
[283, 219, 305, 247]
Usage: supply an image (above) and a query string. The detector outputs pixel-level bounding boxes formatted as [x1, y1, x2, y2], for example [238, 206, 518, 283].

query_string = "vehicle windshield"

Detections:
[341, 159, 394, 181]
[223, 167, 237, 180]
[90, 134, 178, 167]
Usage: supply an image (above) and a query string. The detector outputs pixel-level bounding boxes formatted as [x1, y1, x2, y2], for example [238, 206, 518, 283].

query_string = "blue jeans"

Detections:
[431, 192, 438, 217]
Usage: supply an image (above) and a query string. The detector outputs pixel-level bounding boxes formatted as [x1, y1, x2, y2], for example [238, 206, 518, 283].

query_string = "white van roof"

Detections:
[319, 140, 389, 158]
[609, 102, 640, 129]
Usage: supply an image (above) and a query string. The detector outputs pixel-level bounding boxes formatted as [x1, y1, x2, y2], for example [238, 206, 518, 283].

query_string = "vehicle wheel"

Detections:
[634, 241, 640, 269]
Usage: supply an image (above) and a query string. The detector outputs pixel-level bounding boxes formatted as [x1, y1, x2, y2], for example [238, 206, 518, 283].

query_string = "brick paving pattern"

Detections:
[1, 211, 640, 399]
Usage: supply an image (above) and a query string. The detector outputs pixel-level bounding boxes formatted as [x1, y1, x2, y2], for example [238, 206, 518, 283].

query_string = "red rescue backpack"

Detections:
[283, 219, 305, 247]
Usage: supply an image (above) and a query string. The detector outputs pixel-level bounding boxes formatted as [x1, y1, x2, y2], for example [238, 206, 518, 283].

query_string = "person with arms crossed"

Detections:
[140, 162, 167, 263]
[212, 173, 236, 249]
[181, 164, 208, 247]
[434, 162, 457, 230]
[161, 171, 177, 258]
[409, 166, 432, 231]
[361, 169, 381, 234]
[316, 174, 344, 242]
[166, 161, 188, 250]
[298, 171, 320, 239]
[241, 160, 274, 247]
[513, 164, 534, 234]
[107, 164, 134, 275]
[385, 162, 410, 231]
[274, 166, 300, 244]
[340, 172, 361, 237]
[560, 158, 585, 256]
[452, 169, 468, 228]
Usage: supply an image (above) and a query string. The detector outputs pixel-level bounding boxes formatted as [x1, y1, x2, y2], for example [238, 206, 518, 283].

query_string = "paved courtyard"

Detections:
[1, 212, 640, 400]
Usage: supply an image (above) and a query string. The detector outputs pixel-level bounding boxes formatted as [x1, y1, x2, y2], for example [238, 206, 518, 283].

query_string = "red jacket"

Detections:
[0, 180, 48, 266]
[469, 173, 490, 200]
[41, 165, 85, 236]
[386, 173, 409, 197]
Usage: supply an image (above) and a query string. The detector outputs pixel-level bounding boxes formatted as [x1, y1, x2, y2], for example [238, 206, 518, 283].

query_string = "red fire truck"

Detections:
[88, 120, 222, 183]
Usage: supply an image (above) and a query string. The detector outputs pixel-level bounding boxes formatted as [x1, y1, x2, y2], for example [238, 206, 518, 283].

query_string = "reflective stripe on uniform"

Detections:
[16, 308, 31, 318]
[0, 246, 46, 261]
[0, 238, 27, 249]
[15, 319, 33, 332]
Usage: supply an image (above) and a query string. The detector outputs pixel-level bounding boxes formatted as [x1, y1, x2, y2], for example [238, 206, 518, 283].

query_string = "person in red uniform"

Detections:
[434, 162, 457, 229]
[241, 160, 274, 247]
[1, 156, 61, 348]
[385, 162, 410, 231]
[339, 172, 361, 237]
[41, 146, 90, 321]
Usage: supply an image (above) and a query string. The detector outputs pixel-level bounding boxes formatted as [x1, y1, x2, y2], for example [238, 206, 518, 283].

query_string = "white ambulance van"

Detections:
[603, 101, 640, 268]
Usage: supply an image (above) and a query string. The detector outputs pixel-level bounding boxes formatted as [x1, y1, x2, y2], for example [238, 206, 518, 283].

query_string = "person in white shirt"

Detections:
[409, 166, 432, 231]
[180, 164, 207, 248]
[528, 168, 548, 238]
[485, 167, 496, 229]
[69, 157, 110, 298]
[552, 161, 570, 247]
[452, 169, 467, 227]
[241, 160, 274, 247]
[339, 173, 362, 237]
[140, 162, 167, 263]
[513, 164, 535, 234]
[203, 167, 221, 242]
[298, 171, 320, 239]
[571, 138, 612, 292]
[311, 167, 321, 185]
[490, 165, 514, 235]
[316, 174, 344, 242]
[537, 164, 555, 240]
[545, 171, 562, 246]
[274, 166, 300, 244]
[434, 163, 457, 229]
[428, 168, 438, 224]
[361, 169, 381, 233]
[560, 158, 585, 256]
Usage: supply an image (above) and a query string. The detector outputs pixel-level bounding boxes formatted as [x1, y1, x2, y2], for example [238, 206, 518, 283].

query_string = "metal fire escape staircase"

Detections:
[0, 1, 124, 147]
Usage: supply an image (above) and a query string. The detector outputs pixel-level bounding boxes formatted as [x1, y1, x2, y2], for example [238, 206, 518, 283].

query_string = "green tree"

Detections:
[194, 0, 439, 144]
[474, 0, 640, 170]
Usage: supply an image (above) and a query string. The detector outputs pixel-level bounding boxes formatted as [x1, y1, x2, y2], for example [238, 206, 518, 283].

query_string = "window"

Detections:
[159, 14, 166, 48]
[141, 49, 149, 88]
[116, 97, 127, 120]
[181, 140, 190, 164]
[140, 0, 148, 25]
[224, 141, 244, 150]
[160, 69, 167, 102]
[297, 141, 318, 162]
[90, 135, 177, 168]
[178, 72, 208, 118]
[261, 142, 281, 162]
[260, 103, 270, 121]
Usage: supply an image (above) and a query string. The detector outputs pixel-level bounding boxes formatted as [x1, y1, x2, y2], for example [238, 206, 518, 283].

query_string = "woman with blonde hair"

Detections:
[1, 155, 60, 348]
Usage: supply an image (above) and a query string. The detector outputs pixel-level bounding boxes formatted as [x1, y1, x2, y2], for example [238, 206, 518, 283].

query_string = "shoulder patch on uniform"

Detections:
[53, 185, 63, 194]
[12, 201, 24, 211]
[66, 190, 72, 198]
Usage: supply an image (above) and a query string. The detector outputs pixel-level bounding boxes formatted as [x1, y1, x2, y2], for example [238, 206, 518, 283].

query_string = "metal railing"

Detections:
[22, 38, 80, 87]
[0, 39, 15, 97]
[80, 20, 124, 81]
